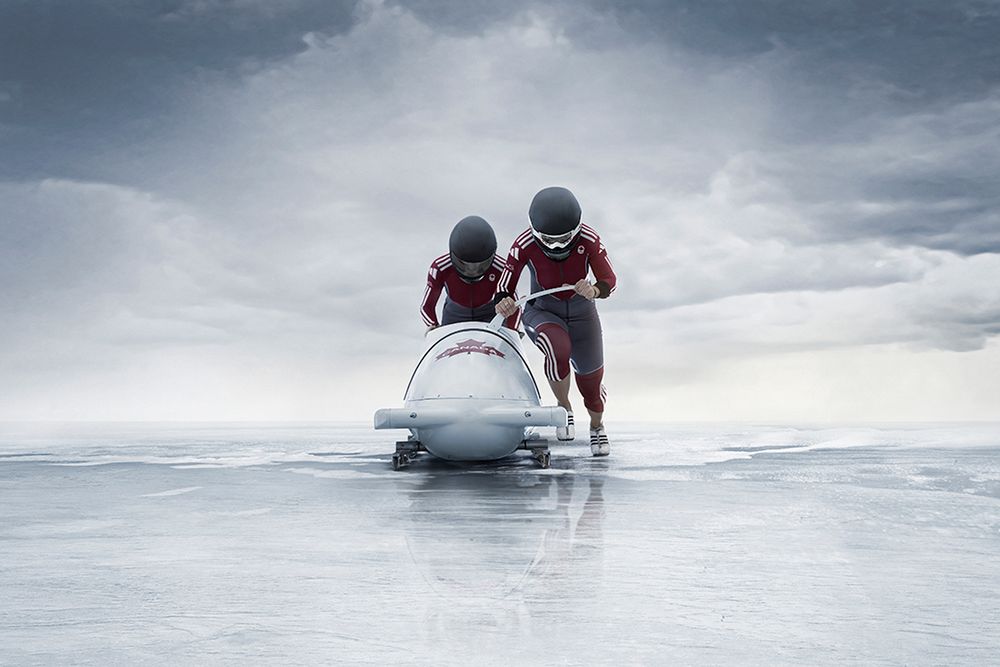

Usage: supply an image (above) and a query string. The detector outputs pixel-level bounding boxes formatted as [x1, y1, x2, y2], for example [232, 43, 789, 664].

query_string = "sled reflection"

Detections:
[401, 462, 606, 640]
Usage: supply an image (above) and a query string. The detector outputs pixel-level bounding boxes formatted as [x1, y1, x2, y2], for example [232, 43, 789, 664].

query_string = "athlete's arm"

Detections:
[588, 234, 617, 299]
[420, 263, 445, 327]
[494, 243, 527, 317]
[503, 308, 521, 330]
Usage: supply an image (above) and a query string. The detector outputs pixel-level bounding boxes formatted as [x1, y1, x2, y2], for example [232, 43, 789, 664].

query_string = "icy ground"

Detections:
[1, 422, 999, 665]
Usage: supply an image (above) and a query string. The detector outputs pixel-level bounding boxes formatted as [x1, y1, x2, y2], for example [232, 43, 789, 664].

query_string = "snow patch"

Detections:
[140, 486, 202, 497]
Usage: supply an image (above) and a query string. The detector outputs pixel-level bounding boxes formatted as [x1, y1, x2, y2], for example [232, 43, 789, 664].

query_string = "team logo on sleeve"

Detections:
[435, 339, 506, 360]
[577, 245, 585, 254]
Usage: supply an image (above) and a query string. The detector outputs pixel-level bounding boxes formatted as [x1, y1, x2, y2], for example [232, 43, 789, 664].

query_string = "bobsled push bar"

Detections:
[488, 284, 577, 329]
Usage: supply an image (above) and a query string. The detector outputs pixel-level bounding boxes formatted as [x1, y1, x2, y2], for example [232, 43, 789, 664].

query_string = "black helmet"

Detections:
[449, 215, 497, 280]
[528, 186, 582, 260]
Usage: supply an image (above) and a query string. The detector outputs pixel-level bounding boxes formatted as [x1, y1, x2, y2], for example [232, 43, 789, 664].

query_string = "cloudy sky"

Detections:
[2, 0, 999, 421]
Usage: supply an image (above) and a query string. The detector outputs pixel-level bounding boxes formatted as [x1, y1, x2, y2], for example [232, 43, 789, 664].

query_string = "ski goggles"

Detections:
[451, 254, 493, 279]
[531, 222, 582, 250]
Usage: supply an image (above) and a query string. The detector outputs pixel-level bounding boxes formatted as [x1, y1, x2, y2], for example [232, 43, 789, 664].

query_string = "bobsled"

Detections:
[374, 287, 572, 469]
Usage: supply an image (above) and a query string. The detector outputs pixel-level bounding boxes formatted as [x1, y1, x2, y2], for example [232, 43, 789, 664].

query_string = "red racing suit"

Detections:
[495, 224, 617, 304]
[495, 224, 617, 412]
[421, 254, 520, 329]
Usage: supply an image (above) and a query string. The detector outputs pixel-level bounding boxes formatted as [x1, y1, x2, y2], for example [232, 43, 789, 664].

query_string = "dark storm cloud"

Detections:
[388, 0, 536, 32]
[397, 0, 1000, 102]
[590, 0, 1000, 100]
[714, 95, 1000, 255]
[0, 0, 357, 178]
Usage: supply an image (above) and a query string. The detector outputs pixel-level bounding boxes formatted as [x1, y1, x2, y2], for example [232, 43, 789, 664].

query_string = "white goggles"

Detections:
[531, 222, 582, 250]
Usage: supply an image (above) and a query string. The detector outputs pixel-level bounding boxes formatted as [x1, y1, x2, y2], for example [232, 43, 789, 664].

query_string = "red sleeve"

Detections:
[495, 239, 527, 326]
[495, 244, 526, 300]
[588, 233, 617, 298]
[491, 258, 520, 330]
[420, 263, 445, 327]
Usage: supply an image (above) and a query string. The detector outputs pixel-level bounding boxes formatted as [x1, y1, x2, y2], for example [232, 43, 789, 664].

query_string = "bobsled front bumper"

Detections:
[374, 403, 568, 430]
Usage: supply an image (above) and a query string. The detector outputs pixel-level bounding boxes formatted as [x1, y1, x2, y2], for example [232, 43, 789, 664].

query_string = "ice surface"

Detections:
[1, 422, 998, 665]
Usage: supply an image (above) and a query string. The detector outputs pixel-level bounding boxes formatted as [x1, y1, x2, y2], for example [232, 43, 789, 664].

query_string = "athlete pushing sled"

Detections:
[495, 186, 617, 457]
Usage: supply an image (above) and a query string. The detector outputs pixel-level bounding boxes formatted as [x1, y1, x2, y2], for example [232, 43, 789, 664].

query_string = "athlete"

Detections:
[421, 216, 519, 331]
[495, 187, 617, 456]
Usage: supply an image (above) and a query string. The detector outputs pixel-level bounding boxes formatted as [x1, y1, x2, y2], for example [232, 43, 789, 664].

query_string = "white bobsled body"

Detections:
[374, 322, 567, 461]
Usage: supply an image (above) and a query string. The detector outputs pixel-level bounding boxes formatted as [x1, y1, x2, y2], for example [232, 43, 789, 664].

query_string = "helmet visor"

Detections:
[452, 254, 493, 279]
[531, 222, 582, 250]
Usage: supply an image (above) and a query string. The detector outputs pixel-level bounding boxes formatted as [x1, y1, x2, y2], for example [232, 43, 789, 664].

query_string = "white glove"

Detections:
[495, 297, 517, 317]
[574, 279, 598, 300]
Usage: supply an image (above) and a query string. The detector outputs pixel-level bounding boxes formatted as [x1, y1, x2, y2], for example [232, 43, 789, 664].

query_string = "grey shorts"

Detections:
[522, 294, 604, 375]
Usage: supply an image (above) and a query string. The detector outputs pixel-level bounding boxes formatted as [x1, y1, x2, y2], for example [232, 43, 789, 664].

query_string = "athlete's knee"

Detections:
[534, 323, 571, 382]
[575, 367, 606, 413]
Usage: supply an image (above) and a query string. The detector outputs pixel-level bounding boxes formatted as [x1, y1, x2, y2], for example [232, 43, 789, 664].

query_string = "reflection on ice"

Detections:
[0, 422, 998, 664]
[400, 466, 606, 643]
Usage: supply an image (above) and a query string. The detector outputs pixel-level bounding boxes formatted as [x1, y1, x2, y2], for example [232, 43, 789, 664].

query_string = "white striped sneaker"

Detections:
[590, 425, 610, 457]
[557, 411, 575, 441]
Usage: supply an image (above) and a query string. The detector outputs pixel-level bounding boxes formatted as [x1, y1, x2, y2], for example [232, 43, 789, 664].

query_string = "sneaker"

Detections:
[557, 411, 575, 441]
[590, 425, 610, 457]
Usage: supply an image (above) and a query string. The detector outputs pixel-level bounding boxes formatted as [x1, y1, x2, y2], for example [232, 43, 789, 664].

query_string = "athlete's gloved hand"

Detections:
[574, 279, 598, 300]
[496, 297, 517, 317]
